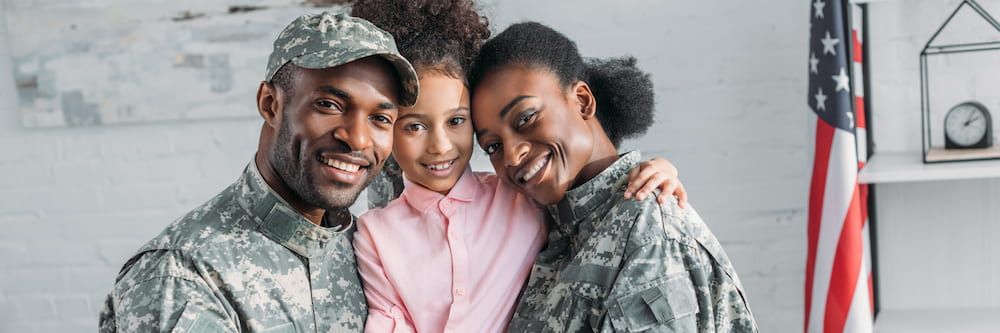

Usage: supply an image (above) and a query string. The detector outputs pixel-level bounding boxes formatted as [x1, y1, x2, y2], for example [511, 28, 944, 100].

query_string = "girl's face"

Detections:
[471, 66, 597, 205]
[393, 72, 473, 195]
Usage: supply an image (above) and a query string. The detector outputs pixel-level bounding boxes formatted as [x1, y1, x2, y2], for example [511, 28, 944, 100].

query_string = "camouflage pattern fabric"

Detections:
[366, 156, 404, 210]
[98, 161, 366, 332]
[509, 151, 758, 332]
[264, 11, 419, 107]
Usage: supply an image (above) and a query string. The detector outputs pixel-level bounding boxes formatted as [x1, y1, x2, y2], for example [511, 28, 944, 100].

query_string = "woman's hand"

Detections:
[624, 157, 688, 208]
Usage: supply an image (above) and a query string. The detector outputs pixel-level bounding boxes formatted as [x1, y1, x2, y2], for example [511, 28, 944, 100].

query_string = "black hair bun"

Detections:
[585, 56, 655, 146]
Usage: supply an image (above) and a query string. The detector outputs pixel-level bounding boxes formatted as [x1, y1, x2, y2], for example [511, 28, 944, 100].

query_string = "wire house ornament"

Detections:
[919, 0, 1000, 163]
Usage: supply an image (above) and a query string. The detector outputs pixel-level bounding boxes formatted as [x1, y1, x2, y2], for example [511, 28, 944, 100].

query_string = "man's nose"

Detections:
[333, 113, 373, 151]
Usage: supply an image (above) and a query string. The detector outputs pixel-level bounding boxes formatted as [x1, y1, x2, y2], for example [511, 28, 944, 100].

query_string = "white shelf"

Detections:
[875, 308, 1000, 332]
[858, 151, 1000, 184]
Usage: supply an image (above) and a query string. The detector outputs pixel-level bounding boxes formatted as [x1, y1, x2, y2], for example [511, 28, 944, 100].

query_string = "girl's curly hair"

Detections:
[351, 0, 490, 79]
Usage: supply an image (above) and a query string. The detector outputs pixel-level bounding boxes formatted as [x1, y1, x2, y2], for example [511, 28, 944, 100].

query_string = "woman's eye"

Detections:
[406, 123, 427, 132]
[449, 117, 466, 126]
[516, 110, 537, 128]
[484, 142, 501, 155]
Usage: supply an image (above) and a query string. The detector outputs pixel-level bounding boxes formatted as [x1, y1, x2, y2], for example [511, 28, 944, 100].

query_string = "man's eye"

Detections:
[405, 123, 426, 132]
[371, 114, 393, 124]
[316, 100, 341, 111]
[516, 110, 537, 128]
[449, 117, 466, 126]
[484, 142, 501, 155]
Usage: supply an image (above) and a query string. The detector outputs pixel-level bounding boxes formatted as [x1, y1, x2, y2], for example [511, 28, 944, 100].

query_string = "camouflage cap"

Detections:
[265, 11, 419, 106]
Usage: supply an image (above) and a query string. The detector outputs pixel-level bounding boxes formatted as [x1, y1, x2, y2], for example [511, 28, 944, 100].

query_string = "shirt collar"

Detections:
[402, 166, 479, 212]
[234, 158, 354, 258]
[548, 151, 641, 234]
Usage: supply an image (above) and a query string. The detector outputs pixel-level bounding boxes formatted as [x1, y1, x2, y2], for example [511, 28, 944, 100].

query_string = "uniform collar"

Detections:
[548, 151, 641, 235]
[234, 158, 354, 258]
[402, 166, 479, 213]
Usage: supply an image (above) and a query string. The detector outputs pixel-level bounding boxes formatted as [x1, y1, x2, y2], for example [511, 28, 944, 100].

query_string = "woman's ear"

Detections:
[257, 81, 283, 128]
[571, 81, 597, 120]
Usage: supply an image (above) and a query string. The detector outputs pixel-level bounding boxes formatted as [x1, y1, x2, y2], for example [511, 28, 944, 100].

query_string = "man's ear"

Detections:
[571, 81, 597, 120]
[257, 81, 283, 128]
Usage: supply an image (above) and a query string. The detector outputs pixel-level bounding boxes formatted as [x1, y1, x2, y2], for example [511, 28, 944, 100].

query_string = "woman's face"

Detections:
[471, 66, 596, 205]
[392, 72, 473, 195]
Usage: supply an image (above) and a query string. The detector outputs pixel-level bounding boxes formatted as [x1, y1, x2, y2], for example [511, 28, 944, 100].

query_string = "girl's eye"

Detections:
[484, 142, 501, 155]
[516, 110, 537, 128]
[405, 123, 427, 132]
[449, 117, 466, 126]
[316, 100, 341, 111]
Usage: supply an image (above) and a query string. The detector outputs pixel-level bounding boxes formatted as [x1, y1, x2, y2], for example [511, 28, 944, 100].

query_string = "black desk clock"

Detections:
[944, 101, 993, 149]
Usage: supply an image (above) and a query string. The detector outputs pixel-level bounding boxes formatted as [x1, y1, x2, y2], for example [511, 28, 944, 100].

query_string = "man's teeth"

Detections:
[427, 160, 454, 171]
[324, 158, 360, 173]
[521, 156, 548, 182]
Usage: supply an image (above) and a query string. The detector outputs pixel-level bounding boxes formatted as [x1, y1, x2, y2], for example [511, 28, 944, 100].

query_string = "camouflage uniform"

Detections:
[509, 151, 758, 332]
[366, 156, 404, 210]
[262, 12, 418, 106]
[98, 162, 366, 332]
[99, 11, 420, 333]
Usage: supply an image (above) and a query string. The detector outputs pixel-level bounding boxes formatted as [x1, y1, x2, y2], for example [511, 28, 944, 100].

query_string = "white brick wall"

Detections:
[0, 1, 813, 332]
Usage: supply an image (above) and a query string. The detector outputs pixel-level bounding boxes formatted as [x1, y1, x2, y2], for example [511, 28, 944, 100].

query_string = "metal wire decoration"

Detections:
[919, 0, 1000, 163]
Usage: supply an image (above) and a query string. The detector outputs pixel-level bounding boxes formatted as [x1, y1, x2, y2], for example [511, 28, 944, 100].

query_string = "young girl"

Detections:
[350, 2, 687, 332]
[468, 22, 757, 332]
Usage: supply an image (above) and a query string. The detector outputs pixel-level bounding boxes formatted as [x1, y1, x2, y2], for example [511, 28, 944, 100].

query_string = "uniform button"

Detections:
[448, 231, 456, 239]
[455, 287, 466, 296]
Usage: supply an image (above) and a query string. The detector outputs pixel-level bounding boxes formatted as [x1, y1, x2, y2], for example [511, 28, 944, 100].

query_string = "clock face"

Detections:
[944, 103, 989, 147]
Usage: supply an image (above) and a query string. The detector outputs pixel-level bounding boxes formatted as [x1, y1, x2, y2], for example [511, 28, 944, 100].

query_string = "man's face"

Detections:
[269, 57, 401, 210]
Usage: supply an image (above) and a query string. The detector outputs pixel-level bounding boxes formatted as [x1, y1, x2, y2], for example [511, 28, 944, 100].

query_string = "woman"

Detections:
[349, 2, 689, 332]
[468, 22, 758, 332]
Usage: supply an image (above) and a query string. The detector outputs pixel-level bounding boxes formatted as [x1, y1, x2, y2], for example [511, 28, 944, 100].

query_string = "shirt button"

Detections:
[455, 287, 466, 296]
[448, 231, 456, 240]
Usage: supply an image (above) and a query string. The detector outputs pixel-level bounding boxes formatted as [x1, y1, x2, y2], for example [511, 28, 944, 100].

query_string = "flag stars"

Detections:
[814, 0, 826, 19]
[815, 88, 828, 111]
[810, 52, 820, 74]
[821, 31, 840, 55]
[833, 67, 850, 92]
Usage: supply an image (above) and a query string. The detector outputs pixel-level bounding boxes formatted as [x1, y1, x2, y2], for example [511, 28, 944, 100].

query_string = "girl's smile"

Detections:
[392, 72, 474, 195]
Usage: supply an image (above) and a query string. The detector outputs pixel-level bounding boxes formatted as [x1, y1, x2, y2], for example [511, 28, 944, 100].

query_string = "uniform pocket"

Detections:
[171, 301, 231, 333]
[609, 274, 698, 332]
[260, 323, 296, 333]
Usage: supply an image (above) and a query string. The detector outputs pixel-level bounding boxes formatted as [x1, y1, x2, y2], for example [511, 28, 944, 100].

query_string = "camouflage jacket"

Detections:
[366, 156, 404, 210]
[98, 160, 366, 333]
[509, 151, 758, 332]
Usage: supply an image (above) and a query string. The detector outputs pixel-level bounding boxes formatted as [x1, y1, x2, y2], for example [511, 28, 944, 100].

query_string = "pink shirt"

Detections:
[354, 167, 546, 333]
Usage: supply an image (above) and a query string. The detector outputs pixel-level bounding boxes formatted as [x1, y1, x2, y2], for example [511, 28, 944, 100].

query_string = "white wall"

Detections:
[866, 0, 1000, 312]
[0, 1, 813, 332]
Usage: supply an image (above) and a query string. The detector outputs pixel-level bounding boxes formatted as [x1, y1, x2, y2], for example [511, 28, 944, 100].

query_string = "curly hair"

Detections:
[351, 0, 490, 79]
[469, 22, 655, 147]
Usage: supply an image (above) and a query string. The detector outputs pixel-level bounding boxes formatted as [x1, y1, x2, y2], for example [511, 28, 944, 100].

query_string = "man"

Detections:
[98, 11, 419, 332]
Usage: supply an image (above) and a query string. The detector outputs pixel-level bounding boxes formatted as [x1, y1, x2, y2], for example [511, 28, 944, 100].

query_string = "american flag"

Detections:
[805, 1, 874, 333]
